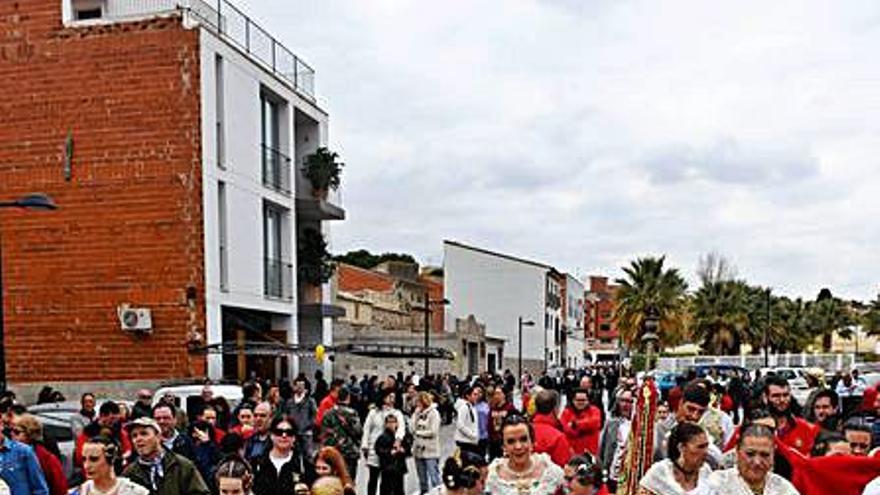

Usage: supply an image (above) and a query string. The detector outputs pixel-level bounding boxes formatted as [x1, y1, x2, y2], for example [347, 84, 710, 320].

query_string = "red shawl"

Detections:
[777, 438, 880, 495]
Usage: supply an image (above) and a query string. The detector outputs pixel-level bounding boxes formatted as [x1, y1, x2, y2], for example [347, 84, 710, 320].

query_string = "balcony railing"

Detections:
[68, 0, 316, 100]
[264, 257, 293, 301]
[262, 144, 291, 195]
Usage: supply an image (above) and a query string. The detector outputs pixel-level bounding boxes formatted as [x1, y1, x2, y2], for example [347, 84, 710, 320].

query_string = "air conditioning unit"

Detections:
[118, 306, 153, 333]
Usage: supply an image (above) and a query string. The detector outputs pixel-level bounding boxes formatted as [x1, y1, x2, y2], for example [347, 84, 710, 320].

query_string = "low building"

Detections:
[332, 262, 503, 378]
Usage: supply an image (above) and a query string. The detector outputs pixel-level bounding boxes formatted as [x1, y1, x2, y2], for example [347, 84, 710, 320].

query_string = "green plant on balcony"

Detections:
[298, 227, 335, 286]
[301, 147, 343, 199]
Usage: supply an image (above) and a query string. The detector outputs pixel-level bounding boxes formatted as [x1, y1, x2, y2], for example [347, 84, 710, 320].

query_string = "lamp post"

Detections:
[518, 317, 535, 386]
[641, 306, 660, 372]
[422, 297, 449, 377]
[764, 288, 771, 368]
[0, 193, 58, 392]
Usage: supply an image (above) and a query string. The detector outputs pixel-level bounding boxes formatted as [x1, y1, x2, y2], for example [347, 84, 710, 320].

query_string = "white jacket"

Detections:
[412, 403, 441, 459]
[360, 405, 406, 467]
[454, 398, 479, 445]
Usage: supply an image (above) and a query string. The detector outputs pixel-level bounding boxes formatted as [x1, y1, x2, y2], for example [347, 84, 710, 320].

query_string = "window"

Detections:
[263, 203, 290, 299]
[71, 0, 104, 20]
[215, 55, 225, 169]
[218, 182, 228, 292]
[260, 92, 290, 194]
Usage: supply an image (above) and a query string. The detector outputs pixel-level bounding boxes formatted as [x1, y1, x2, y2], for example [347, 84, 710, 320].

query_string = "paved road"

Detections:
[355, 422, 457, 495]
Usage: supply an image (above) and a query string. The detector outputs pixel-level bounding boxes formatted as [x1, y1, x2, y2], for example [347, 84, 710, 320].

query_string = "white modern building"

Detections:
[564, 274, 586, 368]
[444, 241, 552, 375]
[64, 0, 344, 382]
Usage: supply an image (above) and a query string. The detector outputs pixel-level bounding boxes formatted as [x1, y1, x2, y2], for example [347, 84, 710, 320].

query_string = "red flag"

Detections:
[777, 438, 880, 495]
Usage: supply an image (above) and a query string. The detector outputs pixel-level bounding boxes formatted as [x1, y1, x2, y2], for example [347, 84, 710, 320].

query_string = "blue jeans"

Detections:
[415, 457, 441, 494]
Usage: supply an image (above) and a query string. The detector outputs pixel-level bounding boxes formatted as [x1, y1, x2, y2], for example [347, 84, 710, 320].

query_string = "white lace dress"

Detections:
[484, 453, 565, 495]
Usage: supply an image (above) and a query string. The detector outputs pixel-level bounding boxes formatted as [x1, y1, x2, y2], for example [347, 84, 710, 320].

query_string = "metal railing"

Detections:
[186, 0, 316, 100]
[656, 353, 856, 372]
[262, 144, 291, 195]
[78, 0, 316, 100]
[264, 257, 293, 301]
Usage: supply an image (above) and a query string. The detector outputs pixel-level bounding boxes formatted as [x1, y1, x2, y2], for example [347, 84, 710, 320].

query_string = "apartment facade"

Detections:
[584, 276, 621, 362]
[564, 274, 586, 368]
[0, 0, 342, 397]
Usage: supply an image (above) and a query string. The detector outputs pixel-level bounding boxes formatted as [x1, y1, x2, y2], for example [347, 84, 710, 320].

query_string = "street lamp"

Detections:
[518, 317, 535, 386]
[641, 306, 660, 372]
[764, 288, 771, 368]
[0, 193, 58, 392]
[422, 297, 449, 377]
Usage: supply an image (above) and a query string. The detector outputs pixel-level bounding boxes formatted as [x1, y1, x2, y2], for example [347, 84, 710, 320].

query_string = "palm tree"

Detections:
[864, 293, 880, 336]
[806, 288, 855, 352]
[614, 256, 689, 347]
[767, 296, 811, 352]
[692, 280, 750, 354]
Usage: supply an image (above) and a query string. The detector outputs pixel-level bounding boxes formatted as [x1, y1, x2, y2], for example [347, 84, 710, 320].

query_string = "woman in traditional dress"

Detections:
[638, 422, 715, 495]
[485, 414, 565, 494]
[708, 424, 799, 495]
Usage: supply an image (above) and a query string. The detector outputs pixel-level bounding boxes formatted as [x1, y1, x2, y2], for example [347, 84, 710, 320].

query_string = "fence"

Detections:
[656, 353, 856, 372]
[85, 0, 316, 100]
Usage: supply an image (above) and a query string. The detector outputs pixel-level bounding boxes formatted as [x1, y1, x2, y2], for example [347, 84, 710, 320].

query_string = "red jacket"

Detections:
[559, 405, 602, 456]
[777, 416, 818, 456]
[35, 443, 68, 495]
[532, 413, 573, 467]
[316, 394, 336, 429]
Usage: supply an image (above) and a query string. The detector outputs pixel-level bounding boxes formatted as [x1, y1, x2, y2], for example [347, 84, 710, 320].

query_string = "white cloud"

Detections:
[240, 0, 880, 300]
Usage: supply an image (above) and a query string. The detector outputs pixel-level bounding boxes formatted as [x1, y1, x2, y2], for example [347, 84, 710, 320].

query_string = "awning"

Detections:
[189, 341, 454, 360]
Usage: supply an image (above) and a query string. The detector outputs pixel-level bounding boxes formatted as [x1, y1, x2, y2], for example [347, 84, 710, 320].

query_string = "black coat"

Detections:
[252, 450, 310, 495]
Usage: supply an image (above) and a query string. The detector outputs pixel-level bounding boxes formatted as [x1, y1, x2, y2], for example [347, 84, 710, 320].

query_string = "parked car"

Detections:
[152, 383, 243, 417]
[686, 364, 750, 384]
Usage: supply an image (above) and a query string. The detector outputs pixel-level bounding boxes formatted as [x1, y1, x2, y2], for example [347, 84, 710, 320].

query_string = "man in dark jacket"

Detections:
[320, 387, 363, 481]
[153, 403, 196, 461]
[124, 417, 210, 495]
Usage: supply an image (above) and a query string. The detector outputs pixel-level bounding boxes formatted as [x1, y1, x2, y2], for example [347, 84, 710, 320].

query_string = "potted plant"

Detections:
[298, 228, 335, 302]
[301, 147, 343, 200]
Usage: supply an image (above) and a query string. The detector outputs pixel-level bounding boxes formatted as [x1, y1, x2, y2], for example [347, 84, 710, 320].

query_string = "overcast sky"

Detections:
[241, 0, 880, 301]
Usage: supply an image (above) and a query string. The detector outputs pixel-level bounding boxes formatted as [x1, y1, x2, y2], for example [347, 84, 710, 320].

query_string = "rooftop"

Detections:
[67, 0, 315, 100]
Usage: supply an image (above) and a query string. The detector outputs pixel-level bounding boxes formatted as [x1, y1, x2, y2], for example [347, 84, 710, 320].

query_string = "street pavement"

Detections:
[355, 422, 457, 495]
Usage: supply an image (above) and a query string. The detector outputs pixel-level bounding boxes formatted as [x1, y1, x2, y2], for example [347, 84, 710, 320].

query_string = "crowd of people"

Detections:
[1, 364, 880, 494]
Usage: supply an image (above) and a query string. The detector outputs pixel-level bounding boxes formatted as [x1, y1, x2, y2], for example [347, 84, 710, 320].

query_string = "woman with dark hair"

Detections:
[428, 449, 488, 495]
[70, 435, 148, 495]
[708, 424, 798, 495]
[485, 414, 564, 494]
[638, 422, 714, 495]
[251, 416, 309, 495]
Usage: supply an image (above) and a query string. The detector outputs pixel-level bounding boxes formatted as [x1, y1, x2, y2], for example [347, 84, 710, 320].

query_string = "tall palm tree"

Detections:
[806, 289, 855, 352]
[692, 279, 750, 354]
[614, 256, 689, 347]
[864, 293, 880, 336]
[768, 296, 811, 352]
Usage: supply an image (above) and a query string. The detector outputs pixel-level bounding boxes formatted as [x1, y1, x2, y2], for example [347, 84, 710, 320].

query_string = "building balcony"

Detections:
[262, 145, 291, 196]
[295, 186, 345, 221]
[65, 0, 316, 100]
[264, 257, 293, 301]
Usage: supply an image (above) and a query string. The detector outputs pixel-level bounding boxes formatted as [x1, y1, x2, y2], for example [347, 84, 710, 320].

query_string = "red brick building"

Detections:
[584, 276, 620, 359]
[0, 1, 338, 398]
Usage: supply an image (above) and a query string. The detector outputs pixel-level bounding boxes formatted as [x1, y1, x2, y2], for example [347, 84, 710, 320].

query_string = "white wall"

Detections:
[565, 274, 585, 368]
[199, 28, 328, 379]
[443, 242, 547, 362]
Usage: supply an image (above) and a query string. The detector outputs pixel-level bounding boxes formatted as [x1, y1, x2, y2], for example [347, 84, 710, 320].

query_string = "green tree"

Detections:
[863, 293, 880, 336]
[614, 256, 689, 348]
[334, 249, 416, 269]
[692, 279, 751, 354]
[806, 288, 855, 352]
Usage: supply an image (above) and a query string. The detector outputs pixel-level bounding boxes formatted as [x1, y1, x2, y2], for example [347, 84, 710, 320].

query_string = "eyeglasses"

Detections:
[272, 428, 295, 437]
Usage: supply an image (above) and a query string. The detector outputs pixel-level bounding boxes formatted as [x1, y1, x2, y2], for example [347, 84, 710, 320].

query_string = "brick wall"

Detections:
[0, 1, 206, 387]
